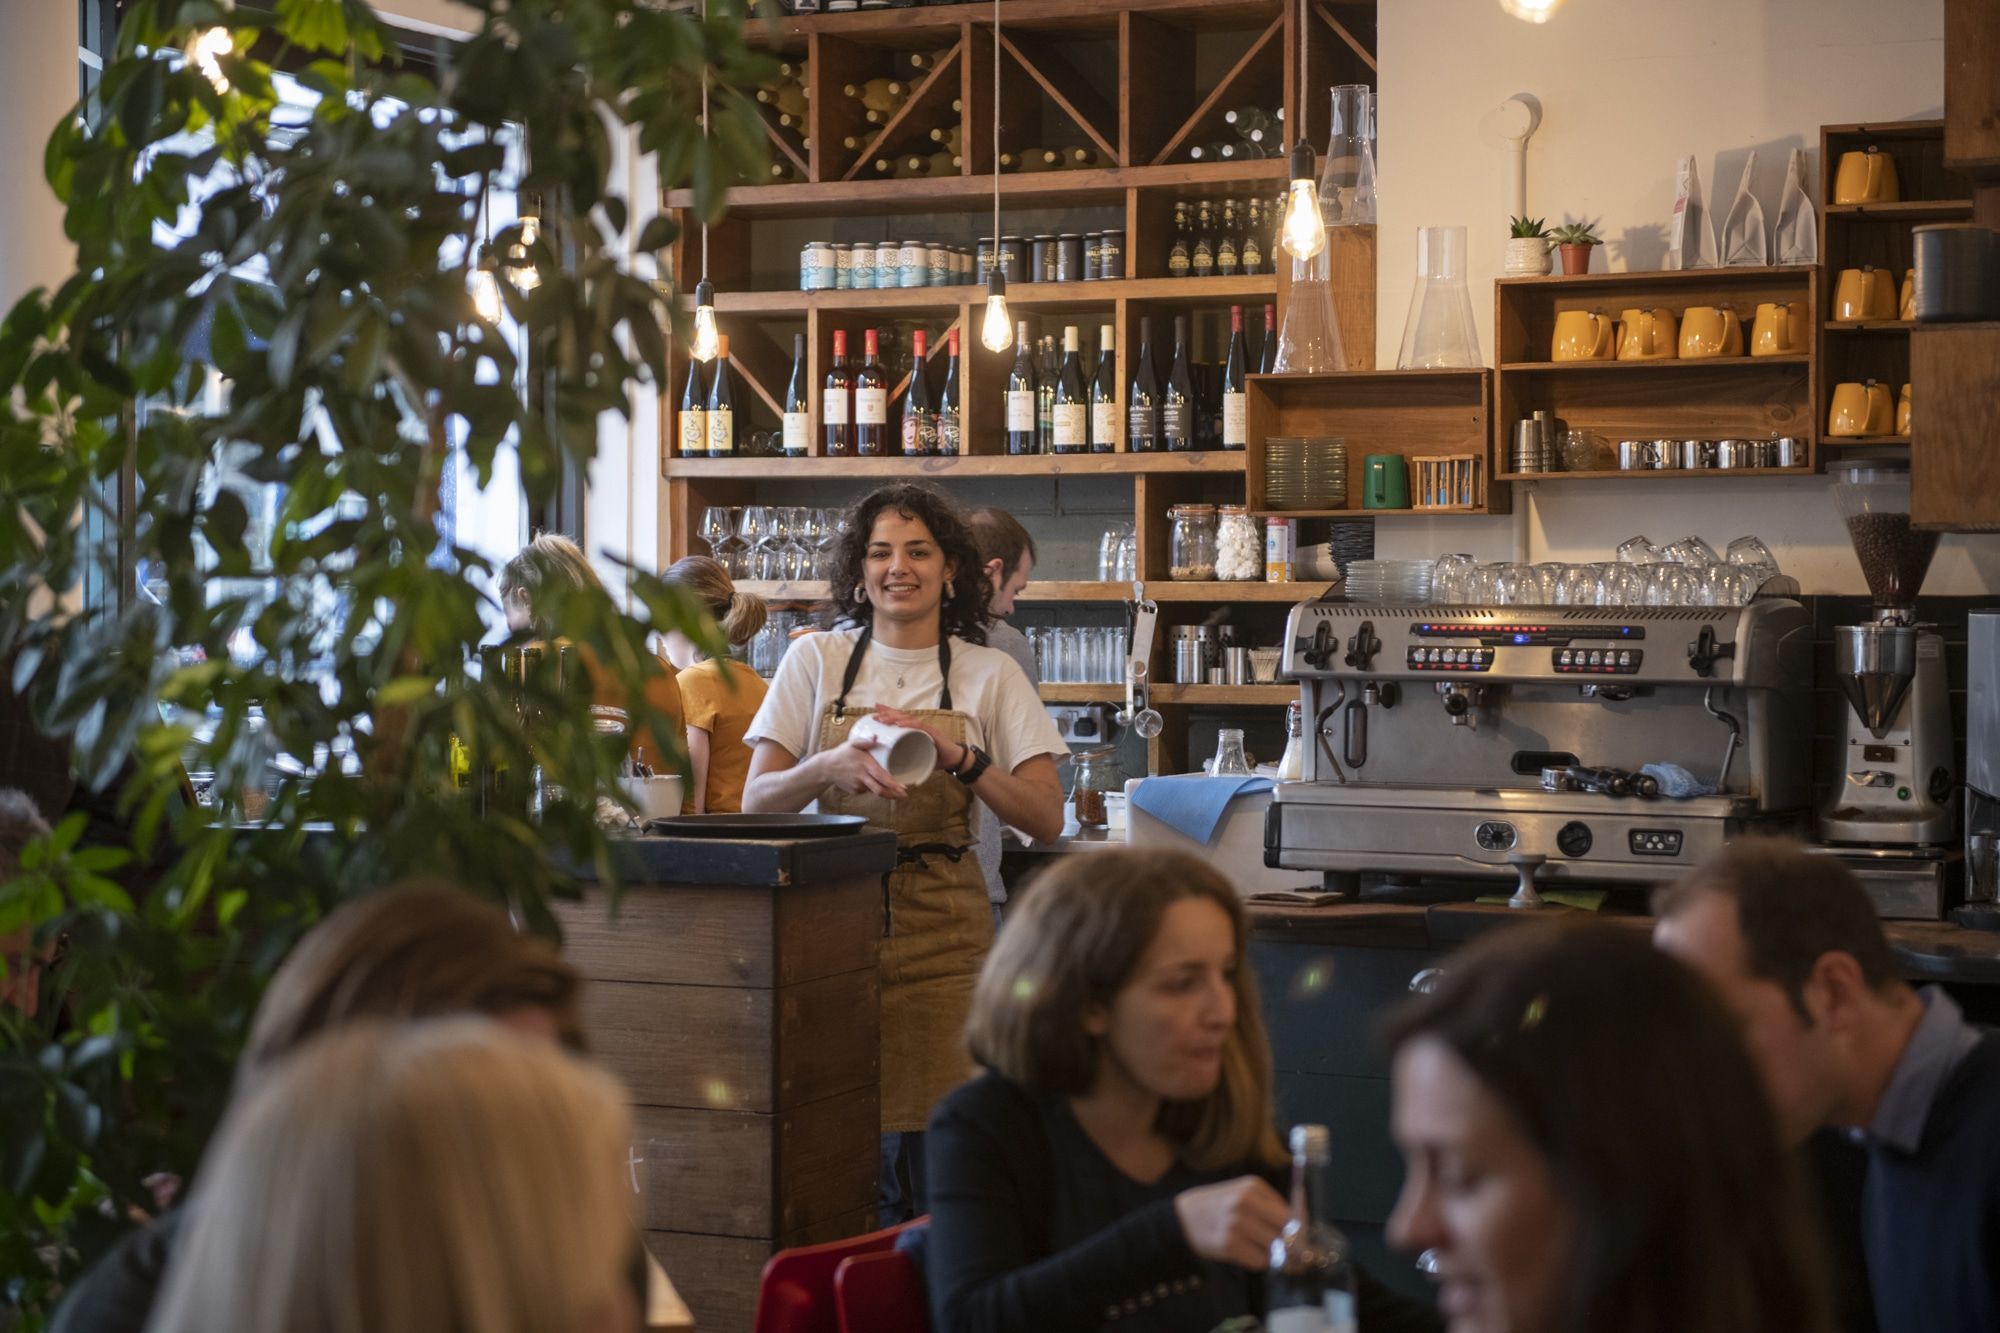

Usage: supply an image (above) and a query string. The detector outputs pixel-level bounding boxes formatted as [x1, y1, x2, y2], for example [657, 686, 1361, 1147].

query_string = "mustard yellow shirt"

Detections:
[676, 657, 769, 814]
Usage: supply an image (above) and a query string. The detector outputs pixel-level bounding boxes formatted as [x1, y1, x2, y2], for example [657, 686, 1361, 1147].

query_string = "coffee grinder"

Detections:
[1818, 463, 1957, 911]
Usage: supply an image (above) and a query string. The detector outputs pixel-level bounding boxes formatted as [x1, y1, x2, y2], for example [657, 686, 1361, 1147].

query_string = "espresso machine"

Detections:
[1965, 612, 2000, 921]
[1816, 462, 1958, 916]
[1268, 596, 1814, 897]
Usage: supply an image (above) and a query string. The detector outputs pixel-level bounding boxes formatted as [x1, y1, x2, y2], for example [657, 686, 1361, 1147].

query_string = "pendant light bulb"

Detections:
[980, 270, 1013, 353]
[690, 279, 721, 363]
[188, 27, 233, 93]
[470, 266, 502, 324]
[1499, 0, 1565, 22]
[1280, 141, 1327, 260]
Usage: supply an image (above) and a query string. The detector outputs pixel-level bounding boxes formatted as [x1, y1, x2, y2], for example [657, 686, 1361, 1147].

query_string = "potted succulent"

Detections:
[1505, 215, 1552, 276]
[1552, 221, 1602, 275]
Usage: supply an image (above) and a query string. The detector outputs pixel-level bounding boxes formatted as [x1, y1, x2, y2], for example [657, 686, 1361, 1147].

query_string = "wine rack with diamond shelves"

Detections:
[660, 0, 1379, 778]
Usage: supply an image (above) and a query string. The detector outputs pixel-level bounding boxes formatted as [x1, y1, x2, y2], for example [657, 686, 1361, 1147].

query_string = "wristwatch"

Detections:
[951, 744, 993, 786]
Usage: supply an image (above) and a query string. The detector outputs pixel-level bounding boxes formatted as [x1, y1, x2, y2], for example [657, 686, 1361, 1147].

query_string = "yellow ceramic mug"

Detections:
[1833, 146, 1901, 204]
[1751, 301, 1807, 356]
[1616, 307, 1679, 361]
[1551, 309, 1615, 361]
[1679, 306, 1744, 359]
[1900, 269, 1916, 321]
[1834, 266, 1899, 321]
[1828, 380, 1896, 437]
[1898, 382, 1912, 435]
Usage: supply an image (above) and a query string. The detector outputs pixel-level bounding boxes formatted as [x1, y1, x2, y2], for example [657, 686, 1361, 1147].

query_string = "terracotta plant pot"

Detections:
[1558, 242, 1595, 275]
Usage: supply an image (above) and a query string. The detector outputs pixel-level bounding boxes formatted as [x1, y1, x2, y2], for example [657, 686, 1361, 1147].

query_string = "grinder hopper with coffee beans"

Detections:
[1818, 461, 1957, 864]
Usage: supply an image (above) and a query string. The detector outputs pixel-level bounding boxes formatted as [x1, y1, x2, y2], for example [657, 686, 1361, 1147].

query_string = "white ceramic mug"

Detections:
[848, 717, 939, 786]
[620, 773, 686, 821]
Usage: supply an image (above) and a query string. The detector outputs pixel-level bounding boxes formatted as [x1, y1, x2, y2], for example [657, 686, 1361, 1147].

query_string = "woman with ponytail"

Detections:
[661, 556, 770, 814]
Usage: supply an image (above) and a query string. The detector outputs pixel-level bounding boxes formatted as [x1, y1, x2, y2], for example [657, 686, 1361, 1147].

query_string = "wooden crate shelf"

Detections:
[715, 273, 1279, 315]
[1493, 265, 1819, 468]
[1822, 201, 1975, 221]
[666, 452, 1247, 478]
[664, 158, 1288, 217]
[1497, 467, 1815, 482]
[734, 578, 1332, 604]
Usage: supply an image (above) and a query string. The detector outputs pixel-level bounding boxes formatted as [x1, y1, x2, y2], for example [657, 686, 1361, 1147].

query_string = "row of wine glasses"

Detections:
[700, 506, 847, 582]
[1429, 535, 1780, 609]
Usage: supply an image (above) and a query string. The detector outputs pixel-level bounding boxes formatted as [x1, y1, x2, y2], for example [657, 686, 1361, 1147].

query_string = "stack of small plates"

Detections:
[1264, 436, 1348, 510]
[1344, 559, 1434, 603]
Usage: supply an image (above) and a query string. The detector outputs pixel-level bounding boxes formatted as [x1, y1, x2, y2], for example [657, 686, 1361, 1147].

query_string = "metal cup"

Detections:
[1772, 436, 1806, 468]
[1617, 439, 1650, 470]
[1676, 439, 1715, 469]
[1647, 439, 1674, 469]
[1716, 439, 1757, 469]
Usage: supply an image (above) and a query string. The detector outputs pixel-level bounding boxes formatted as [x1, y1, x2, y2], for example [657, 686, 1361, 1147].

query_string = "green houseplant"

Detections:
[0, 0, 772, 1322]
[1551, 221, 1602, 275]
[1504, 214, 1551, 276]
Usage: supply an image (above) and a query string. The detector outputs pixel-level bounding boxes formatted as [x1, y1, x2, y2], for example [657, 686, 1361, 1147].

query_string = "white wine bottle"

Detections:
[843, 78, 906, 114]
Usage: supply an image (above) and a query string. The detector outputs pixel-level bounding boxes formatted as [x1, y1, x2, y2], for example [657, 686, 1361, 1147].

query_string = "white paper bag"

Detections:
[1774, 148, 1818, 264]
[1666, 155, 1719, 270]
[1721, 151, 1770, 266]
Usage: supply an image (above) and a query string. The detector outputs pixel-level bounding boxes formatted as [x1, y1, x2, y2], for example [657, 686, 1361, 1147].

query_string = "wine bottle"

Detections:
[1223, 105, 1269, 134]
[1162, 316, 1194, 452]
[1194, 318, 1219, 451]
[929, 124, 962, 155]
[1051, 326, 1088, 455]
[705, 333, 736, 457]
[1222, 306, 1248, 452]
[758, 83, 807, 118]
[854, 327, 889, 456]
[1241, 197, 1264, 276]
[1192, 201, 1216, 278]
[1258, 303, 1277, 375]
[936, 327, 962, 456]
[899, 328, 937, 456]
[1035, 335, 1058, 453]
[1167, 201, 1192, 279]
[1267, 1125, 1358, 1333]
[677, 354, 707, 459]
[823, 329, 854, 456]
[843, 78, 906, 113]
[1090, 323, 1118, 454]
[1217, 198, 1241, 276]
[1005, 322, 1037, 455]
[782, 332, 810, 458]
[1127, 315, 1160, 452]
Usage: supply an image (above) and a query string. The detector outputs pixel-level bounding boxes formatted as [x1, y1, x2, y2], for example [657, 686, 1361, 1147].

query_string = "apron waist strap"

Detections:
[896, 841, 975, 867]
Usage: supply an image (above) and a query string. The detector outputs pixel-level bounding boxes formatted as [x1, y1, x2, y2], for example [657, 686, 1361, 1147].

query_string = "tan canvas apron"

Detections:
[813, 628, 992, 1133]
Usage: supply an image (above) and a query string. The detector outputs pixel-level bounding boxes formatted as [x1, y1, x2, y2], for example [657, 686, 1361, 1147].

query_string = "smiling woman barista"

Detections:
[743, 484, 1066, 1224]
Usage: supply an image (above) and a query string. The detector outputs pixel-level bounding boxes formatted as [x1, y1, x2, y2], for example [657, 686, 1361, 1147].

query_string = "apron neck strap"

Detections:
[832, 623, 954, 718]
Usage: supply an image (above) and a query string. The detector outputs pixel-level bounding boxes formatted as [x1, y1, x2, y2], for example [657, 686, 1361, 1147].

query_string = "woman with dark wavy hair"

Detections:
[744, 483, 1066, 1224]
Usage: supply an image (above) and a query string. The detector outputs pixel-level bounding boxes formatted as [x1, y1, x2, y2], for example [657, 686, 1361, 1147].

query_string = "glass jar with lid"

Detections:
[1216, 504, 1261, 581]
[1070, 746, 1125, 829]
[1168, 503, 1218, 580]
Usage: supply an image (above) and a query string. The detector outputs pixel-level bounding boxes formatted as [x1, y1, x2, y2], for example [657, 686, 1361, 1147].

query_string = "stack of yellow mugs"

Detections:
[1550, 303, 1806, 362]
[1828, 379, 1912, 438]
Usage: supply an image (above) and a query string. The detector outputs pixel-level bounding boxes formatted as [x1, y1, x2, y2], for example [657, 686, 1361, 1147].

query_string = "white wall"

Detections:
[0, 5, 79, 311]
[1375, 0, 1997, 596]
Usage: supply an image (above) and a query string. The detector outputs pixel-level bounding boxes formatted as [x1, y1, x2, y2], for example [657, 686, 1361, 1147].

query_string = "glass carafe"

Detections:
[1273, 247, 1346, 373]
[1395, 226, 1482, 369]
[1210, 727, 1253, 777]
[1319, 84, 1377, 226]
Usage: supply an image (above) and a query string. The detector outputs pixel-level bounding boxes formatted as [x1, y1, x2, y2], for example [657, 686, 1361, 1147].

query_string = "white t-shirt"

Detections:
[745, 627, 1066, 786]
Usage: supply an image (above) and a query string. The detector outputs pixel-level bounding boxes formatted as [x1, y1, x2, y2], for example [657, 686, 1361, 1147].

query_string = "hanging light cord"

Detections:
[990, 0, 1000, 255]
[1298, 0, 1308, 146]
[700, 0, 710, 283]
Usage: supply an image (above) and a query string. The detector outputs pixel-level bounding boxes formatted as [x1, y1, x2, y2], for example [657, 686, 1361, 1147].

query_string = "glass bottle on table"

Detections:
[1266, 1124, 1358, 1333]
[823, 328, 854, 457]
[781, 332, 809, 458]
[935, 327, 962, 456]
[1089, 323, 1118, 453]
[1127, 315, 1160, 452]
[854, 327, 888, 456]
[1210, 727, 1252, 776]
[1005, 322, 1037, 454]
[1051, 325, 1088, 455]
[704, 334, 736, 457]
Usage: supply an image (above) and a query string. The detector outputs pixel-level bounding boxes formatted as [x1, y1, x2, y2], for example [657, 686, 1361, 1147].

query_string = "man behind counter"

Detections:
[964, 507, 1041, 923]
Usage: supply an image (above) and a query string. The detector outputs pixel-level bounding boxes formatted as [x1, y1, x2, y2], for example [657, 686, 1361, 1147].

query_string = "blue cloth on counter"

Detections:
[1130, 774, 1274, 845]
[1641, 762, 1717, 798]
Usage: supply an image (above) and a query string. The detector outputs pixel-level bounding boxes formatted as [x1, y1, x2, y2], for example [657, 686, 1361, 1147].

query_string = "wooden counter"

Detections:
[555, 832, 898, 1333]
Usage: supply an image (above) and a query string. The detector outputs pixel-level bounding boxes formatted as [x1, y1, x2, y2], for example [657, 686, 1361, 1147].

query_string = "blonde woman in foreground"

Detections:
[147, 1019, 639, 1333]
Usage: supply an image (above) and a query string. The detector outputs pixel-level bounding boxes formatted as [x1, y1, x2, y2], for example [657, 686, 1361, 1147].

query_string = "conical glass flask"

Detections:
[1273, 245, 1346, 373]
[1396, 225, 1482, 369]
[1318, 84, 1377, 226]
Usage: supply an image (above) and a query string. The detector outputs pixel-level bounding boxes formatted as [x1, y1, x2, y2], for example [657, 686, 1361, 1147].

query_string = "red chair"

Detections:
[751, 1218, 926, 1333]
[834, 1249, 930, 1333]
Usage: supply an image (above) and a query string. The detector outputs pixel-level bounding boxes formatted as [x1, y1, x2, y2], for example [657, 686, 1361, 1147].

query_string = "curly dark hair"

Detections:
[824, 484, 990, 646]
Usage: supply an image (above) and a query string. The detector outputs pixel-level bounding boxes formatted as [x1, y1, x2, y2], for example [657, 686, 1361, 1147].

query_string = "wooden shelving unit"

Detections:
[658, 0, 1380, 773]
[1817, 120, 1970, 462]
[1492, 264, 1819, 474]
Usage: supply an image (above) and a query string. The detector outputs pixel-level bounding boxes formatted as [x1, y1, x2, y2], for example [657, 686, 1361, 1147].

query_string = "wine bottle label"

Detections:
[1243, 238, 1263, 273]
[937, 410, 962, 455]
[1051, 403, 1087, 449]
[782, 411, 809, 455]
[900, 412, 938, 455]
[1005, 390, 1035, 431]
[855, 386, 888, 424]
[1127, 403, 1158, 447]
[1168, 244, 1190, 278]
[1161, 401, 1191, 447]
[707, 408, 734, 454]
[1192, 240, 1214, 276]
[822, 389, 849, 425]
[1222, 392, 1248, 446]
[1091, 402, 1119, 449]
[1218, 239, 1239, 273]
[679, 408, 706, 456]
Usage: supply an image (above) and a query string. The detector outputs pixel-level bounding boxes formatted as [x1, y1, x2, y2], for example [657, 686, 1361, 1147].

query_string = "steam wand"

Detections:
[1703, 686, 1742, 793]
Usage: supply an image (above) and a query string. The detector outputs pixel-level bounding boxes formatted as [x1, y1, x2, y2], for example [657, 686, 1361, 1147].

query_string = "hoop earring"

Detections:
[943, 584, 954, 603]
[851, 586, 867, 606]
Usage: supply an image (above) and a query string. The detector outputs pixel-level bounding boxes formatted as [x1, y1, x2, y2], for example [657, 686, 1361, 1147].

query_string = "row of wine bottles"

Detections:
[1168, 196, 1284, 279]
[1184, 104, 1285, 163]
[1123, 305, 1276, 453]
[821, 327, 963, 457]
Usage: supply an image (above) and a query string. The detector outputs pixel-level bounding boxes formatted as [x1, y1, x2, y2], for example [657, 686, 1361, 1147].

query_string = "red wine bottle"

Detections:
[1257, 303, 1277, 374]
[823, 329, 854, 457]
[936, 327, 963, 456]
[899, 328, 937, 456]
[1222, 305, 1248, 452]
[1162, 316, 1194, 452]
[1090, 322, 1118, 453]
[1127, 315, 1160, 452]
[854, 327, 888, 456]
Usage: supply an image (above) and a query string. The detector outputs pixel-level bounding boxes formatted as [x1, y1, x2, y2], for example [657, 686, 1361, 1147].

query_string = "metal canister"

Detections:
[1082, 232, 1102, 281]
[1099, 229, 1125, 279]
[1001, 235, 1027, 280]
[847, 240, 875, 291]
[898, 240, 928, 288]
[1031, 234, 1058, 282]
[953, 246, 972, 284]
[833, 243, 853, 290]
[1055, 233, 1084, 283]
[927, 242, 952, 287]
[1171, 626, 1206, 685]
